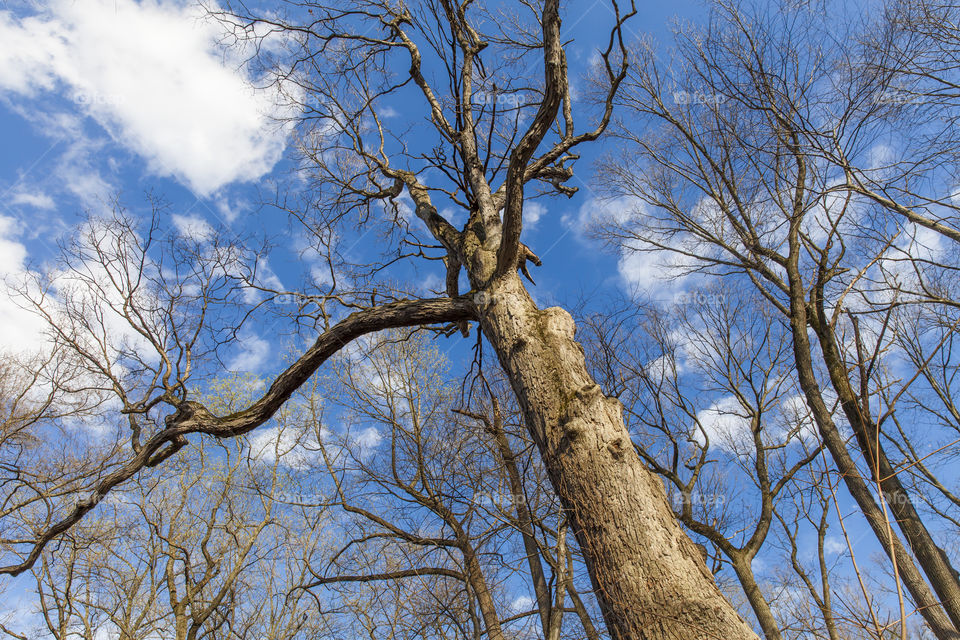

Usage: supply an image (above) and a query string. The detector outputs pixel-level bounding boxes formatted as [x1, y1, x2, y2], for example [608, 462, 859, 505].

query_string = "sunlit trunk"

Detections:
[476, 272, 759, 640]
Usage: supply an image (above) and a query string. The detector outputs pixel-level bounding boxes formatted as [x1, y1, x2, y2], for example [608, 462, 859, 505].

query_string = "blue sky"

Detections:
[0, 0, 877, 539]
[0, 0, 706, 371]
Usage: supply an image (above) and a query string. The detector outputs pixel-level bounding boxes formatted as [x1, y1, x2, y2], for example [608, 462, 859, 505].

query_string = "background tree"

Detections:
[17, 376, 327, 640]
[596, 0, 960, 637]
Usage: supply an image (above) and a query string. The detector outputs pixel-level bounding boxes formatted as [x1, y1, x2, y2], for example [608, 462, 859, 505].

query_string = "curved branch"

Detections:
[0, 296, 476, 577]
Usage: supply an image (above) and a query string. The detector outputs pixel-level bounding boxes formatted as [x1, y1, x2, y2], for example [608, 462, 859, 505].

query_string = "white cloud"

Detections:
[617, 241, 698, 295]
[249, 423, 325, 470]
[352, 426, 381, 452]
[3, 109, 116, 207]
[234, 257, 285, 305]
[562, 195, 701, 298]
[55, 130, 115, 204]
[865, 143, 895, 181]
[849, 222, 947, 311]
[0, 218, 27, 276]
[0, 11, 62, 95]
[171, 213, 215, 242]
[824, 536, 846, 555]
[213, 195, 248, 224]
[524, 200, 546, 230]
[48, 227, 162, 364]
[693, 395, 753, 453]
[0, 0, 290, 196]
[693, 391, 821, 454]
[776, 394, 819, 446]
[643, 353, 681, 379]
[563, 195, 642, 238]
[10, 191, 55, 210]
[0, 216, 161, 423]
[227, 331, 271, 372]
[419, 272, 444, 296]
[510, 595, 535, 613]
[0, 217, 47, 354]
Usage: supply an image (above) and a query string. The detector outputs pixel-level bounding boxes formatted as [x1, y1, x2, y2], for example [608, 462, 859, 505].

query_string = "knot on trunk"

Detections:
[541, 306, 575, 340]
[606, 436, 628, 460]
[165, 400, 214, 430]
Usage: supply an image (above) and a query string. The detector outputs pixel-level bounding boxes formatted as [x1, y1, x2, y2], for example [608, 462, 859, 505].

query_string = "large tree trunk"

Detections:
[476, 272, 758, 640]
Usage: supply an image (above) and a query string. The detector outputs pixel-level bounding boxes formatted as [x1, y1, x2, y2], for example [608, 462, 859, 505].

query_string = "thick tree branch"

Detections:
[0, 297, 475, 577]
[495, 0, 564, 277]
[305, 567, 464, 587]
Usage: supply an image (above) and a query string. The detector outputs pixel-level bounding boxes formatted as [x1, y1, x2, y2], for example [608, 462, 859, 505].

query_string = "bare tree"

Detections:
[597, 0, 960, 637]
[19, 375, 327, 640]
[0, 1, 764, 638]
[298, 330, 603, 639]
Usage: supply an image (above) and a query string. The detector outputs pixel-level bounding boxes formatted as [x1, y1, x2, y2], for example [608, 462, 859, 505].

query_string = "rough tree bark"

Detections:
[473, 269, 757, 640]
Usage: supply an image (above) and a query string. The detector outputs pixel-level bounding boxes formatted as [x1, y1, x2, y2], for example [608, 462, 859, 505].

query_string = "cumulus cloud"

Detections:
[249, 423, 323, 470]
[0, 216, 167, 429]
[524, 200, 547, 230]
[692, 392, 820, 454]
[617, 240, 698, 296]
[824, 536, 847, 555]
[510, 595, 535, 614]
[692, 395, 753, 453]
[643, 353, 682, 380]
[776, 394, 819, 446]
[562, 195, 702, 298]
[0, 0, 290, 196]
[563, 195, 642, 238]
[10, 191, 55, 210]
[352, 426, 382, 452]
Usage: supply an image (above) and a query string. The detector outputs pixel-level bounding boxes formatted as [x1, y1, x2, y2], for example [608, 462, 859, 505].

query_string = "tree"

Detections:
[580, 288, 824, 640]
[18, 375, 327, 640]
[303, 330, 604, 639]
[597, 0, 960, 637]
[0, 2, 762, 638]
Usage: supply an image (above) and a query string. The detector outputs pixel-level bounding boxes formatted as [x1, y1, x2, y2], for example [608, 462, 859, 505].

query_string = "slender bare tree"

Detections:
[296, 330, 603, 639]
